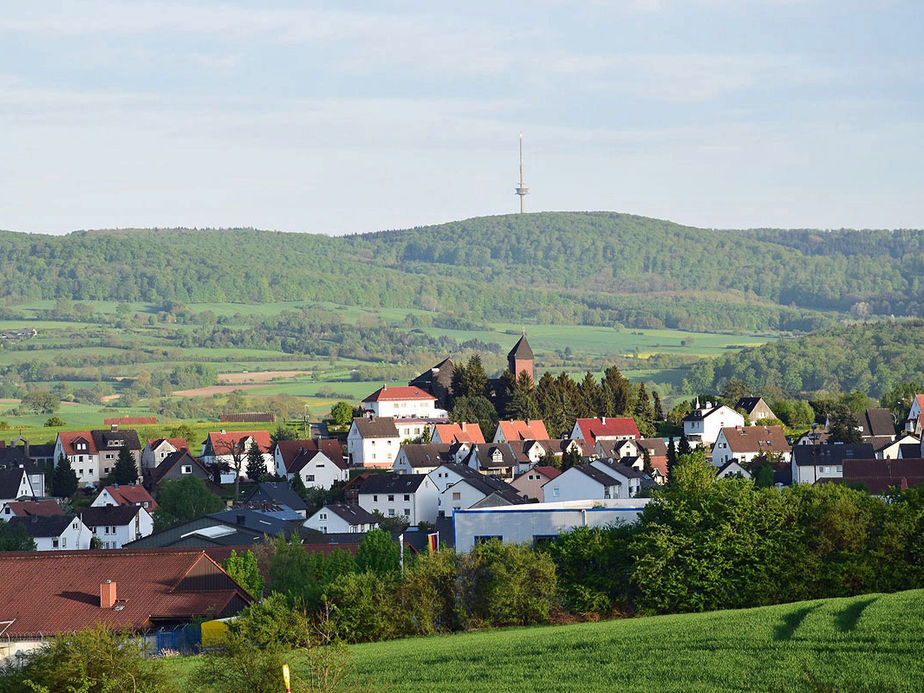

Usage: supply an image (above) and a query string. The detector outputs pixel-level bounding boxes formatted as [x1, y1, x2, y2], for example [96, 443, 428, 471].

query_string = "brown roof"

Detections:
[352, 417, 400, 439]
[638, 438, 668, 457]
[363, 385, 436, 403]
[720, 426, 790, 454]
[0, 550, 253, 637]
[100, 483, 158, 510]
[57, 431, 98, 456]
[497, 420, 549, 442]
[276, 439, 344, 470]
[206, 430, 272, 455]
[832, 457, 924, 494]
[2, 499, 63, 517]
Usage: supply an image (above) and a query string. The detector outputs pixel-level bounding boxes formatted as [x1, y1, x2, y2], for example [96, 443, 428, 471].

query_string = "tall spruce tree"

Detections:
[678, 435, 693, 457]
[666, 437, 677, 482]
[53, 453, 78, 498]
[652, 390, 664, 422]
[506, 372, 540, 421]
[578, 372, 602, 418]
[246, 439, 266, 481]
[111, 447, 138, 485]
[601, 365, 633, 416]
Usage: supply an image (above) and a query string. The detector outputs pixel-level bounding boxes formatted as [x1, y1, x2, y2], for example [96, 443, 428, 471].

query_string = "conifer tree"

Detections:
[53, 453, 78, 498]
[111, 447, 138, 485]
[246, 439, 266, 481]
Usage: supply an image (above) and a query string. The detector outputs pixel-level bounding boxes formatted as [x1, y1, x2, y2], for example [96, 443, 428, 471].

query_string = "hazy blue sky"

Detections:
[1, 0, 922, 235]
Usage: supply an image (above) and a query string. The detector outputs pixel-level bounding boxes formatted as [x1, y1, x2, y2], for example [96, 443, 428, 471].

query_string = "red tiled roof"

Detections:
[275, 439, 344, 468]
[829, 457, 924, 494]
[363, 385, 436, 403]
[101, 483, 158, 511]
[57, 431, 98, 456]
[0, 550, 252, 638]
[531, 465, 562, 480]
[497, 420, 549, 441]
[104, 416, 157, 425]
[574, 417, 640, 442]
[207, 431, 272, 455]
[3, 499, 63, 517]
[433, 422, 485, 444]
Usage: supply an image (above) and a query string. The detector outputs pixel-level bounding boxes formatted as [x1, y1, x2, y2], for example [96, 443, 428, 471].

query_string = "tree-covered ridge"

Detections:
[683, 320, 924, 398]
[2, 212, 923, 330]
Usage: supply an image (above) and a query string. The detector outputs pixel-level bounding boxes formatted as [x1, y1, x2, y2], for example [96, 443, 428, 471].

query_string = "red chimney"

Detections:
[100, 580, 117, 609]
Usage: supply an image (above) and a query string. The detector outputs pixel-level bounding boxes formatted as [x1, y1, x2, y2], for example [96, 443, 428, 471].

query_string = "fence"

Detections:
[154, 624, 201, 654]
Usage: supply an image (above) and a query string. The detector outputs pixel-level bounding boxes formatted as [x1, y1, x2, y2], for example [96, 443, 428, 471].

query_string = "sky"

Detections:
[1, 0, 922, 236]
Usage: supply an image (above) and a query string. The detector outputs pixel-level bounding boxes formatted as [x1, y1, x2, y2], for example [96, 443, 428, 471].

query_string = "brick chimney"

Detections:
[110, 424, 119, 432]
[100, 580, 117, 609]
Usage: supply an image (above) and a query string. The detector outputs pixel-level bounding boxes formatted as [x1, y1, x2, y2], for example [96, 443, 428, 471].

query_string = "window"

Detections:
[181, 465, 192, 474]
[552, 488, 560, 497]
[103, 468, 109, 474]
[306, 474, 315, 481]
[403, 508, 410, 517]
[319, 513, 327, 520]
[52, 539, 59, 548]
[403, 494, 410, 501]
[474, 535, 502, 544]
[388, 509, 395, 517]
[533, 535, 557, 546]
[373, 495, 378, 502]
[388, 494, 394, 502]
[62, 537, 67, 548]
[452, 492, 461, 500]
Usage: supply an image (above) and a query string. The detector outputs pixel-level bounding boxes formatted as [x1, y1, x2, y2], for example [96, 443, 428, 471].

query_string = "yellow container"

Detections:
[200, 618, 230, 648]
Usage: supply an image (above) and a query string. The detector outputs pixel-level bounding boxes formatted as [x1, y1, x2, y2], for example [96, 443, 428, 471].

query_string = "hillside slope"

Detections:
[2, 212, 923, 331]
[341, 589, 924, 692]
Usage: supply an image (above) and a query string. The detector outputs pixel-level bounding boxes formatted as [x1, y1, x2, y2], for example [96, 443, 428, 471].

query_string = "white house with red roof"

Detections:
[493, 419, 550, 443]
[53, 431, 99, 484]
[201, 430, 274, 478]
[682, 401, 745, 445]
[362, 385, 447, 419]
[141, 438, 188, 470]
[571, 417, 640, 444]
[711, 426, 791, 467]
[91, 483, 158, 512]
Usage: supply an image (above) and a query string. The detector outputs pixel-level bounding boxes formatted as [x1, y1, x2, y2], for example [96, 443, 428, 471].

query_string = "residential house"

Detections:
[506, 439, 553, 474]
[141, 438, 188, 470]
[0, 444, 46, 497]
[92, 426, 142, 482]
[905, 394, 924, 434]
[711, 426, 791, 467]
[510, 465, 561, 502]
[438, 475, 524, 517]
[78, 505, 154, 549]
[144, 449, 213, 491]
[409, 357, 455, 410]
[347, 417, 401, 468]
[716, 460, 752, 479]
[878, 434, 919, 460]
[0, 499, 62, 519]
[245, 482, 309, 518]
[361, 385, 446, 419]
[11, 515, 92, 551]
[431, 422, 485, 445]
[124, 510, 305, 549]
[356, 474, 439, 525]
[542, 464, 622, 502]
[825, 407, 896, 441]
[821, 457, 924, 494]
[493, 419, 549, 443]
[0, 550, 253, 658]
[734, 397, 777, 423]
[571, 417, 641, 444]
[0, 467, 35, 505]
[589, 459, 651, 498]
[462, 443, 518, 480]
[201, 430, 273, 479]
[273, 439, 343, 476]
[392, 443, 459, 475]
[682, 401, 745, 445]
[304, 503, 379, 534]
[276, 446, 348, 489]
[427, 462, 483, 493]
[791, 443, 875, 484]
[92, 483, 157, 512]
[53, 427, 141, 486]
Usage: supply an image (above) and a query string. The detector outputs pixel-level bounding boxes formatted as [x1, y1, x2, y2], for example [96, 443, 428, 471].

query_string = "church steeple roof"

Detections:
[508, 335, 533, 360]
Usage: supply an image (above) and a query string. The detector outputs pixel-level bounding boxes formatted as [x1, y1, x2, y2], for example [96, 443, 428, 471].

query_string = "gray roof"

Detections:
[208, 508, 298, 536]
[399, 444, 456, 468]
[323, 503, 379, 526]
[0, 468, 28, 500]
[508, 335, 534, 360]
[10, 514, 75, 538]
[246, 482, 308, 512]
[572, 464, 622, 487]
[357, 473, 428, 495]
[432, 462, 482, 480]
[465, 444, 516, 470]
[78, 505, 142, 527]
[352, 417, 400, 439]
[149, 450, 208, 486]
[450, 475, 524, 505]
[792, 443, 875, 467]
[91, 428, 141, 451]
[856, 408, 895, 438]
[594, 459, 649, 480]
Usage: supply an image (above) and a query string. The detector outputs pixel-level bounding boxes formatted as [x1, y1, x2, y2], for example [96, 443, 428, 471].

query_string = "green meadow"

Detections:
[164, 589, 924, 692]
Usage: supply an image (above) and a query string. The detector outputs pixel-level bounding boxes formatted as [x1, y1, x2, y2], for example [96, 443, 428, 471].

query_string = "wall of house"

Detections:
[510, 471, 549, 501]
[368, 399, 441, 419]
[296, 453, 348, 489]
[543, 468, 616, 502]
[428, 465, 473, 493]
[304, 510, 355, 534]
[438, 481, 486, 517]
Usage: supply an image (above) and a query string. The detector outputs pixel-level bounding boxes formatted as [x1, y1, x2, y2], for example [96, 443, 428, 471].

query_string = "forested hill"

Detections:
[683, 320, 924, 398]
[2, 212, 922, 332]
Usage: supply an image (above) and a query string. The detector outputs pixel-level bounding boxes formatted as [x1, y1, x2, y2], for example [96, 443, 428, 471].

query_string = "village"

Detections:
[0, 335, 922, 658]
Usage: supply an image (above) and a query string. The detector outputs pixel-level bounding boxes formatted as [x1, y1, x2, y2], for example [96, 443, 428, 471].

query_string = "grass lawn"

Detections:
[164, 589, 924, 692]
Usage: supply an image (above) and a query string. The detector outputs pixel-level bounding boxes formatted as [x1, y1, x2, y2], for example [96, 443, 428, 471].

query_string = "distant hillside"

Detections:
[684, 320, 924, 397]
[2, 212, 923, 332]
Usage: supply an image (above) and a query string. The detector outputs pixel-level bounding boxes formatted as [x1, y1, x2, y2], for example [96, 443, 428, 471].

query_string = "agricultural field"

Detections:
[163, 588, 924, 692]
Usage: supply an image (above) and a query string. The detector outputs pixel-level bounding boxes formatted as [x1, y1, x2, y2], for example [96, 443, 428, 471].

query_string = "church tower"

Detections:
[507, 335, 534, 381]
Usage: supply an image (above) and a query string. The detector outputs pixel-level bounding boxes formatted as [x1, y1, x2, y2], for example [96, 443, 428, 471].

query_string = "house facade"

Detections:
[91, 483, 157, 511]
[347, 417, 401, 468]
[791, 443, 875, 484]
[510, 465, 561, 502]
[682, 402, 745, 444]
[438, 475, 523, 517]
[304, 503, 379, 534]
[78, 505, 154, 549]
[361, 385, 446, 419]
[542, 464, 622, 502]
[356, 473, 439, 525]
[141, 438, 188, 470]
[11, 515, 92, 551]
[201, 430, 273, 478]
[711, 426, 791, 467]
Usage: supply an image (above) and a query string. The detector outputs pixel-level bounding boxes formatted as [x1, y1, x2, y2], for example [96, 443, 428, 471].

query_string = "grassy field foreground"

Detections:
[169, 589, 924, 692]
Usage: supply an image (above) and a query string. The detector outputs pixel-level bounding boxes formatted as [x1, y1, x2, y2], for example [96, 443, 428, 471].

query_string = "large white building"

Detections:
[10, 515, 93, 551]
[347, 417, 401, 468]
[452, 498, 651, 551]
[201, 430, 274, 479]
[77, 505, 154, 549]
[711, 426, 791, 467]
[304, 503, 379, 534]
[361, 386, 447, 419]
